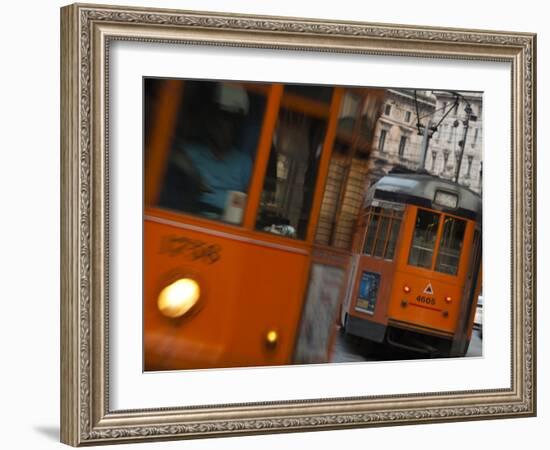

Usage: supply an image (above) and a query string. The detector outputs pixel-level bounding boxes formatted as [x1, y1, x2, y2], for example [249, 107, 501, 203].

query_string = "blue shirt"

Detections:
[181, 142, 252, 212]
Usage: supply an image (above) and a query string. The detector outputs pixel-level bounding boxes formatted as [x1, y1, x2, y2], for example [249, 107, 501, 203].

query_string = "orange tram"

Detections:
[340, 173, 482, 357]
[143, 78, 481, 371]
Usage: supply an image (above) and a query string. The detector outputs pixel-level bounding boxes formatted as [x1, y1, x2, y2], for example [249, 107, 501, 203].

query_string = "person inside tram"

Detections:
[158, 83, 252, 221]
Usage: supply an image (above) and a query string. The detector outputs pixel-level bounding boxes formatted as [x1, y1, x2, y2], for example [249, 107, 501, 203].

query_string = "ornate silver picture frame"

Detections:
[60, 3, 536, 446]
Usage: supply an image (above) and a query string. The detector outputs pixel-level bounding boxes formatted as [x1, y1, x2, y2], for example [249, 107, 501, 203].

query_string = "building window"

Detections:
[467, 155, 473, 178]
[398, 135, 407, 158]
[405, 111, 411, 122]
[448, 124, 454, 143]
[431, 150, 437, 170]
[443, 149, 450, 171]
[378, 129, 387, 153]
[384, 104, 392, 116]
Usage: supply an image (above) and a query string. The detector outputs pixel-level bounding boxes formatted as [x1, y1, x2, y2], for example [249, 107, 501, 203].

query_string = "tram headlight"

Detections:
[157, 278, 200, 318]
[445, 296, 452, 304]
[403, 285, 411, 293]
[265, 330, 279, 348]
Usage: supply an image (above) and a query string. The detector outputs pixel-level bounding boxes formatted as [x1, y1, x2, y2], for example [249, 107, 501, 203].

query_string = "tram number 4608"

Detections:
[416, 295, 436, 306]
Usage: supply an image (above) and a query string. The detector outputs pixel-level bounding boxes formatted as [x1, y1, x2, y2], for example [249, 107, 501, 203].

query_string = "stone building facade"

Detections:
[368, 89, 483, 194]
[426, 91, 483, 193]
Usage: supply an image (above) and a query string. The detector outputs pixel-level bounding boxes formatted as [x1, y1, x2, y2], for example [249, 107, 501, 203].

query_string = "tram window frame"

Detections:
[254, 105, 329, 240]
[362, 206, 403, 261]
[148, 80, 267, 225]
[407, 208, 441, 269]
[146, 80, 348, 246]
[434, 215, 467, 275]
[407, 208, 468, 276]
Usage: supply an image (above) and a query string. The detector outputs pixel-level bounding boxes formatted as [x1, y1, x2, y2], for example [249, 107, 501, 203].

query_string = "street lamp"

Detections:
[454, 102, 477, 183]
[415, 90, 459, 171]
[414, 90, 478, 184]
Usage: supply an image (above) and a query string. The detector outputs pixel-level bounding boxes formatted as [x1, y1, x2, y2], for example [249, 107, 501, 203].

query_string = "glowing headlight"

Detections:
[265, 330, 278, 348]
[157, 278, 200, 318]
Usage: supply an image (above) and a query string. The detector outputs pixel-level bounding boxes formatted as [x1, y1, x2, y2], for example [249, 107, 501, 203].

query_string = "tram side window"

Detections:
[255, 106, 328, 240]
[408, 209, 440, 269]
[385, 215, 403, 259]
[435, 216, 467, 275]
[363, 212, 378, 255]
[373, 216, 390, 257]
[363, 207, 402, 260]
[148, 79, 266, 224]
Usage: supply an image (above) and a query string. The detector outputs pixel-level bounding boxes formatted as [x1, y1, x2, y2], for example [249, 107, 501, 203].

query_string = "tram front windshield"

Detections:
[408, 209, 466, 275]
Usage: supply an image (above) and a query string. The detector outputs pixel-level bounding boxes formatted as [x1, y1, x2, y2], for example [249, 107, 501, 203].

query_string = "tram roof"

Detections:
[372, 173, 482, 220]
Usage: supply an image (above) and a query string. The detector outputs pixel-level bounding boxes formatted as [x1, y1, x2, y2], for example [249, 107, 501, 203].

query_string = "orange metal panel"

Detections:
[143, 217, 310, 370]
[387, 272, 463, 334]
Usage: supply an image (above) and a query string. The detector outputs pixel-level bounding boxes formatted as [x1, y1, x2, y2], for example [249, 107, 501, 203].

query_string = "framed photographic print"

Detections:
[60, 2, 536, 446]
